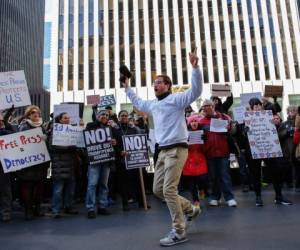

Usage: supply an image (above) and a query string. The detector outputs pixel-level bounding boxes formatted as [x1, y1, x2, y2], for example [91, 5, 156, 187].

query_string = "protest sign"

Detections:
[232, 106, 247, 124]
[98, 94, 116, 107]
[87, 95, 100, 105]
[188, 130, 204, 145]
[0, 70, 31, 109]
[84, 127, 115, 165]
[54, 104, 80, 125]
[122, 134, 150, 170]
[0, 127, 50, 173]
[210, 118, 228, 133]
[240, 92, 262, 107]
[52, 123, 85, 147]
[244, 110, 283, 159]
[264, 85, 283, 97]
[211, 84, 231, 97]
[172, 86, 189, 93]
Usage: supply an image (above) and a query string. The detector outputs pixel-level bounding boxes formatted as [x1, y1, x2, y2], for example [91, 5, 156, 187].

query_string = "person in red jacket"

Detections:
[198, 100, 237, 207]
[183, 114, 208, 207]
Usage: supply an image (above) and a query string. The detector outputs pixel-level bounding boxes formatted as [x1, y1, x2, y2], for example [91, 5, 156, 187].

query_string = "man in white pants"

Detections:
[121, 50, 202, 246]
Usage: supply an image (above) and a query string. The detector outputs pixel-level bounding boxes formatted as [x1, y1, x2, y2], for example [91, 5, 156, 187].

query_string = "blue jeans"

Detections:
[208, 157, 234, 201]
[52, 178, 75, 214]
[86, 164, 110, 211]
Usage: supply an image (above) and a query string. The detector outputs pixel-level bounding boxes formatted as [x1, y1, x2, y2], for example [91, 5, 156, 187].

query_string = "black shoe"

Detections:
[242, 186, 249, 193]
[53, 213, 61, 219]
[87, 210, 96, 219]
[25, 209, 34, 221]
[2, 213, 11, 222]
[256, 196, 264, 207]
[64, 207, 79, 215]
[275, 197, 293, 205]
[97, 208, 111, 215]
[33, 206, 44, 217]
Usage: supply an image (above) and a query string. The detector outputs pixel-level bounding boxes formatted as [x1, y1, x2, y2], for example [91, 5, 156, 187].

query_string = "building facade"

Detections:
[0, 0, 50, 118]
[48, 0, 300, 114]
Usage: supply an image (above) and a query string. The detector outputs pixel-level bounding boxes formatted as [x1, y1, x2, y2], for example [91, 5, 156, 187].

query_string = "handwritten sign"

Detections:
[87, 95, 100, 105]
[98, 94, 116, 107]
[232, 106, 247, 124]
[188, 130, 204, 145]
[52, 123, 85, 147]
[84, 128, 115, 165]
[0, 128, 50, 173]
[54, 104, 80, 125]
[240, 92, 262, 107]
[210, 118, 228, 133]
[211, 84, 231, 97]
[0, 70, 31, 109]
[244, 110, 283, 159]
[264, 85, 283, 97]
[122, 134, 150, 169]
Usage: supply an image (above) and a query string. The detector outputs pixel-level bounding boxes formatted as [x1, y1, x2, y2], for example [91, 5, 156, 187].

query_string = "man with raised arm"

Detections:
[120, 49, 203, 246]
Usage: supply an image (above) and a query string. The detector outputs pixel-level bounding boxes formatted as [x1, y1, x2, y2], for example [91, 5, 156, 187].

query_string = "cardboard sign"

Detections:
[244, 110, 283, 159]
[210, 118, 228, 133]
[54, 104, 80, 125]
[232, 106, 247, 124]
[84, 128, 115, 165]
[211, 84, 231, 97]
[0, 70, 31, 109]
[98, 94, 116, 107]
[52, 123, 85, 147]
[122, 134, 150, 169]
[172, 86, 189, 93]
[87, 95, 100, 105]
[188, 130, 204, 145]
[240, 92, 262, 107]
[0, 128, 50, 173]
[264, 85, 283, 97]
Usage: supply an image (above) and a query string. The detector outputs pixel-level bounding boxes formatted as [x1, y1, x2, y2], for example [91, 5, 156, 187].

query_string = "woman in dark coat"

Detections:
[18, 105, 49, 220]
[49, 112, 78, 218]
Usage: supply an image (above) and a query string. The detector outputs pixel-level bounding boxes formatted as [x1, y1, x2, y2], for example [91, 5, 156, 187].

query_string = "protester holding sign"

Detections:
[121, 49, 201, 246]
[48, 112, 79, 218]
[211, 93, 233, 114]
[183, 115, 208, 207]
[0, 113, 13, 222]
[85, 109, 116, 218]
[198, 100, 237, 207]
[113, 110, 149, 211]
[17, 105, 50, 220]
[244, 98, 292, 206]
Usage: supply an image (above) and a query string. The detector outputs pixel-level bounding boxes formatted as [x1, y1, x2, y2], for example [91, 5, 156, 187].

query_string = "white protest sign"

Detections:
[188, 130, 204, 145]
[52, 123, 85, 147]
[84, 127, 115, 165]
[210, 118, 228, 133]
[0, 127, 50, 173]
[240, 92, 262, 107]
[54, 104, 80, 125]
[244, 110, 283, 159]
[122, 134, 150, 169]
[0, 70, 31, 109]
[98, 94, 116, 107]
[232, 106, 247, 124]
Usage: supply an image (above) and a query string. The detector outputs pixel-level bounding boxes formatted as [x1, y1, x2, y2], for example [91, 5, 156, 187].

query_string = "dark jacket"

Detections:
[264, 101, 282, 114]
[17, 121, 49, 181]
[48, 127, 77, 180]
[0, 128, 13, 178]
[278, 117, 295, 161]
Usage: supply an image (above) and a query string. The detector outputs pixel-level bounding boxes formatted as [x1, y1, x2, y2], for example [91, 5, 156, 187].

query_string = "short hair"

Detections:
[118, 110, 128, 118]
[156, 75, 172, 91]
[105, 106, 112, 110]
[287, 105, 298, 113]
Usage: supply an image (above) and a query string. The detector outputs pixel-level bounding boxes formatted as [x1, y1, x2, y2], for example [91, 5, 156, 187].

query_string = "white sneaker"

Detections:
[159, 229, 188, 246]
[227, 199, 237, 207]
[209, 199, 219, 206]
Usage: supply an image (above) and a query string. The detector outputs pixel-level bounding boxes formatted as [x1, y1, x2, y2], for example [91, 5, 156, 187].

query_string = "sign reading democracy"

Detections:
[0, 70, 31, 109]
[84, 128, 115, 165]
[0, 128, 50, 173]
[122, 134, 150, 170]
[53, 104, 80, 126]
[52, 123, 85, 148]
[98, 94, 116, 107]
[244, 110, 283, 159]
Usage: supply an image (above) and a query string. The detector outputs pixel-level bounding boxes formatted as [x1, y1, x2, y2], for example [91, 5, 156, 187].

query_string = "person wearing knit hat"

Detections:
[120, 49, 202, 246]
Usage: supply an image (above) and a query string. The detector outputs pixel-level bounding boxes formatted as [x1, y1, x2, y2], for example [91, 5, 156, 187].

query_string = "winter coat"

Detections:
[198, 112, 230, 159]
[17, 121, 49, 181]
[48, 127, 77, 180]
[0, 128, 13, 178]
[278, 118, 295, 161]
[183, 143, 208, 176]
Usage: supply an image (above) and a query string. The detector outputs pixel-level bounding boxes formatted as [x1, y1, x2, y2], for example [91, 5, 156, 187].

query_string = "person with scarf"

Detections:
[18, 105, 49, 220]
